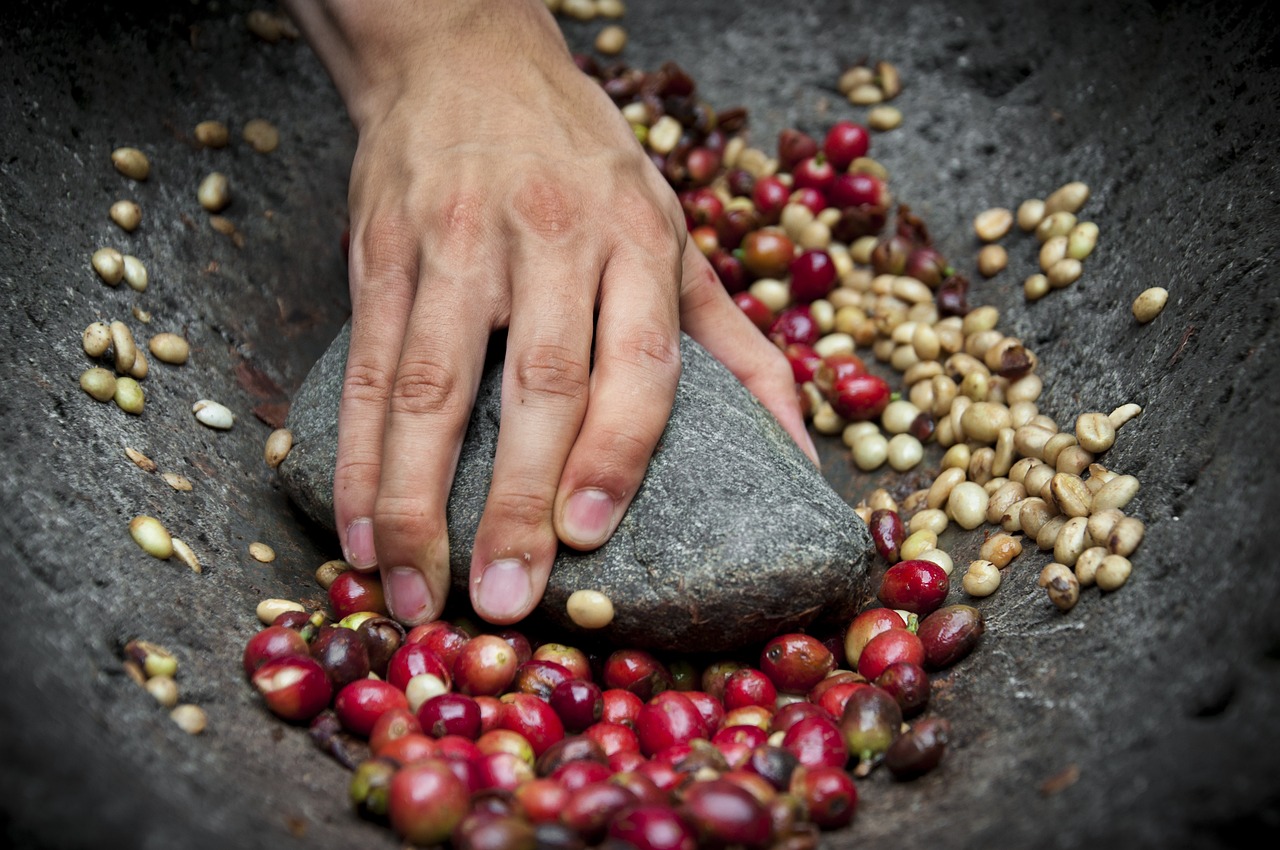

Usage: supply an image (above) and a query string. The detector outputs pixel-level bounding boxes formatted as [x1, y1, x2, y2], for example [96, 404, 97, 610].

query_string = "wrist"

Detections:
[284, 0, 571, 130]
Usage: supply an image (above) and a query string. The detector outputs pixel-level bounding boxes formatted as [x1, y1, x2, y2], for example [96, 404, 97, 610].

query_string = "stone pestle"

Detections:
[278, 323, 872, 651]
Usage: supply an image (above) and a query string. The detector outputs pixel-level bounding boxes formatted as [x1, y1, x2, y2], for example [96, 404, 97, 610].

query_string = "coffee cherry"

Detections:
[839, 686, 902, 764]
[369, 707, 421, 755]
[916, 605, 985, 670]
[759, 634, 835, 694]
[680, 779, 771, 848]
[827, 172, 884, 209]
[885, 716, 951, 780]
[609, 803, 699, 850]
[741, 229, 796, 278]
[752, 176, 792, 224]
[733, 291, 773, 331]
[856, 629, 925, 681]
[334, 679, 408, 737]
[251, 656, 333, 723]
[242, 626, 308, 677]
[829, 373, 891, 421]
[777, 127, 819, 171]
[791, 765, 858, 829]
[844, 608, 907, 668]
[453, 635, 518, 696]
[635, 691, 710, 757]
[603, 649, 672, 701]
[417, 692, 482, 740]
[768, 305, 819, 347]
[386, 643, 452, 693]
[549, 679, 604, 733]
[327, 571, 387, 619]
[874, 661, 931, 717]
[722, 668, 777, 711]
[404, 621, 470, 669]
[878, 559, 950, 616]
[788, 249, 837, 302]
[781, 716, 847, 769]
[497, 692, 566, 757]
[822, 120, 871, 170]
[792, 155, 836, 192]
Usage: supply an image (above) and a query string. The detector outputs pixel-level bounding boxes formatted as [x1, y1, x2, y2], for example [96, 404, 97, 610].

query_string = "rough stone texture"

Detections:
[1, 1, 1278, 849]
[278, 324, 871, 651]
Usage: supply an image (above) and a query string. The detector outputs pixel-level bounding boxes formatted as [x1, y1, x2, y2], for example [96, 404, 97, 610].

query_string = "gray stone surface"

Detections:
[279, 324, 871, 651]
[1, 1, 1278, 849]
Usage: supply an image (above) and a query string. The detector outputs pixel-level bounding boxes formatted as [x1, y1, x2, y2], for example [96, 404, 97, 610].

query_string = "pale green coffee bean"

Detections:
[80, 367, 117, 402]
[197, 172, 230, 212]
[257, 598, 304, 625]
[1017, 198, 1046, 232]
[1132, 287, 1169, 323]
[963, 560, 1001, 597]
[947, 481, 989, 530]
[149, 333, 190, 365]
[130, 515, 172, 558]
[1093, 474, 1140, 512]
[1074, 546, 1107, 588]
[1044, 181, 1090, 215]
[900, 530, 938, 561]
[122, 255, 148, 291]
[973, 207, 1013, 242]
[111, 147, 150, 180]
[852, 432, 888, 471]
[1096, 554, 1133, 591]
[110, 200, 141, 231]
[114, 376, 144, 414]
[916, 547, 954, 575]
[264, 428, 293, 469]
[1067, 222, 1099, 260]
[92, 248, 124, 285]
[1053, 516, 1090, 566]
[1035, 211, 1077, 243]
[909, 509, 948, 536]
[110, 321, 136, 374]
[83, 321, 111, 357]
[886, 434, 923, 471]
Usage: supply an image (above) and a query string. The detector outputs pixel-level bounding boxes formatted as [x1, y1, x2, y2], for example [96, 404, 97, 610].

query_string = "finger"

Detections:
[553, 238, 683, 553]
[468, 256, 596, 625]
[334, 218, 418, 572]
[374, 270, 492, 626]
[677, 241, 819, 464]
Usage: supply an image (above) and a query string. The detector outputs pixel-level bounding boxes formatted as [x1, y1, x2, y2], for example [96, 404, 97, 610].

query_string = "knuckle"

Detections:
[374, 495, 446, 546]
[357, 218, 418, 278]
[334, 455, 381, 491]
[485, 485, 556, 532]
[512, 342, 588, 401]
[512, 179, 582, 239]
[621, 199, 680, 249]
[343, 361, 395, 406]
[436, 191, 489, 249]
[389, 358, 467, 418]
[619, 328, 681, 378]
[586, 425, 654, 482]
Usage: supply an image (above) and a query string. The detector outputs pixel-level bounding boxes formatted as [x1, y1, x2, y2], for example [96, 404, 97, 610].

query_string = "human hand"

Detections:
[285, 0, 816, 627]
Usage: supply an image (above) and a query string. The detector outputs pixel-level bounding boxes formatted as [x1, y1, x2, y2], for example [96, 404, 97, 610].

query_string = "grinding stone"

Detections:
[279, 323, 873, 650]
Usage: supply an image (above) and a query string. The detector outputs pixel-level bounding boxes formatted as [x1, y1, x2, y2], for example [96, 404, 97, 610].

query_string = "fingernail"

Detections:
[562, 488, 615, 546]
[387, 567, 433, 624]
[344, 518, 377, 569]
[476, 559, 531, 621]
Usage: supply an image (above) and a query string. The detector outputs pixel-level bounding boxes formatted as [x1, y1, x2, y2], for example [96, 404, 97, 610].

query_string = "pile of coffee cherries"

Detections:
[246, 559, 982, 848]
